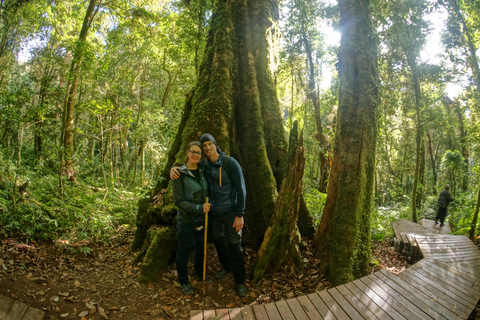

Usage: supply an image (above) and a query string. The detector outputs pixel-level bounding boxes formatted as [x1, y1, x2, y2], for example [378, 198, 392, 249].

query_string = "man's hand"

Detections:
[233, 216, 244, 233]
[170, 167, 180, 180]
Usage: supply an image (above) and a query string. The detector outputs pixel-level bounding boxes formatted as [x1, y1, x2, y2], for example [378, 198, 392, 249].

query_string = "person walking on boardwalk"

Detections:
[172, 141, 212, 295]
[435, 184, 454, 227]
[171, 134, 248, 297]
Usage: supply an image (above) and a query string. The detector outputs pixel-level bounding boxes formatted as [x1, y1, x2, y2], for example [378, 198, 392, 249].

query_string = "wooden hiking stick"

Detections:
[203, 197, 209, 294]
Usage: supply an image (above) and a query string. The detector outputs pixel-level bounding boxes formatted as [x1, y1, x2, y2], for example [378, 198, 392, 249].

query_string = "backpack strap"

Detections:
[219, 155, 231, 186]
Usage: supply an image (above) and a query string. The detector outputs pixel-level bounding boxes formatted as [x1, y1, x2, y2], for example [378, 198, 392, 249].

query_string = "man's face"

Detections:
[202, 141, 218, 159]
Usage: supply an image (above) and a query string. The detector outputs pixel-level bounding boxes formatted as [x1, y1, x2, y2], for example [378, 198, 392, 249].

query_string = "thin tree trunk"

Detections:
[302, 33, 329, 193]
[62, 0, 100, 178]
[469, 180, 480, 240]
[426, 130, 437, 194]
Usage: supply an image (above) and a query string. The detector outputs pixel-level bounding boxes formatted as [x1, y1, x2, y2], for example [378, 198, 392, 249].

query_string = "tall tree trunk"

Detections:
[303, 33, 329, 193]
[469, 180, 480, 240]
[253, 123, 304, 283]
[426, 130, 437, 194]
[132, 0, 290, 282]
[410, 61, 422, 223]
[452, 100, 468, 191]
[314, 0, 379, 286]
[61, 0, 100, 179]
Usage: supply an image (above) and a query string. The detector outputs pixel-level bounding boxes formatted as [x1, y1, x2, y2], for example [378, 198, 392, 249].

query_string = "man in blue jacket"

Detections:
[171, 133, 248, 297]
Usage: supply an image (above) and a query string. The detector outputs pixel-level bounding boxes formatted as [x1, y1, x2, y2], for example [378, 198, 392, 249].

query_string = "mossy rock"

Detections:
[138, 226, 177, 283]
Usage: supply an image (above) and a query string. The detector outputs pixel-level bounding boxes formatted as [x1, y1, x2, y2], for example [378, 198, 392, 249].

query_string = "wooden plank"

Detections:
[204, 309, 216, 320]
[433, 259, 480, 279]
[228, 308, 243, 320]
[397, 270, 471, 318]
[412, 263, 480, 298]
[378, 270, 461, 320]
[0, 295, 14, 319]
[5, 300, 28, 320]
[216, 308, 230, 320]
[334, 285, 378, 319]
[306, 292, 337, 320]
[22, 307, 44, 320]
[344, 282, 393, 320]
[252, 305, 269, 320]
[296, 295, 324, 319]
[406, 267, 476, 308]
[285, 298, 311, 320]
[359, 276, 422, 319]
[318, 290, 350, 320]
[428, 259, 480, 290]
[364, 274, 430, 320]
[275, 300, 295, 320]
[264, 303, 281, 319]
[374, 270, 449, 320]
[240, 306, 256, 320]
[412, 268, 478, 306]
[352, 279, 406, 320]
[327, 287, 364, 320]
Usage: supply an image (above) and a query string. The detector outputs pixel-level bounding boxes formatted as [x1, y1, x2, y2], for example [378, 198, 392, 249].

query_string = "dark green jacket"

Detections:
[172, 164, 208, 223]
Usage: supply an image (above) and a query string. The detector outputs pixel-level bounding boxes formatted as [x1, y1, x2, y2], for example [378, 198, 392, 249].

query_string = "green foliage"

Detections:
[371, 205, 412, 241]
[440, 150, 465, 192]
[0, 153, 139, 253]
[303, 188, 326, 226]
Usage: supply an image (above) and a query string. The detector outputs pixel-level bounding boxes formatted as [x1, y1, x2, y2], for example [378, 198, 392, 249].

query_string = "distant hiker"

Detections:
[171, 134, 248, 297]
[172, 141, 211, 295]
[435, 184, 454, 227]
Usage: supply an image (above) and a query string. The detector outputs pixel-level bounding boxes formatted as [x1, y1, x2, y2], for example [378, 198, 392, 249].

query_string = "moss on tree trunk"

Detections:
[314, 0, 379, 286]
[131, 0, 298, 282]
[252, 123, 305, 283]
[137, 226, 177, 283]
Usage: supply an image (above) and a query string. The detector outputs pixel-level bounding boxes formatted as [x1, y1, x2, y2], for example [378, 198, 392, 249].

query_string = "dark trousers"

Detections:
[176, 220, 205, 285]
[435, 207, 448, 224]
[210, 211, 246, 285]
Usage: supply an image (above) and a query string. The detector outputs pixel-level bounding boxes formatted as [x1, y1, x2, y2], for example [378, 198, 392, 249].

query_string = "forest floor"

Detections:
[0, 227, 478, 320]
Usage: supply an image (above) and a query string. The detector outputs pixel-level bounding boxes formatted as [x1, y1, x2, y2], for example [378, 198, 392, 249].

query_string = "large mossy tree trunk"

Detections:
[132, 0, 292, 283]
[314, 0, 379, 286]
[252, 122, 305, 283]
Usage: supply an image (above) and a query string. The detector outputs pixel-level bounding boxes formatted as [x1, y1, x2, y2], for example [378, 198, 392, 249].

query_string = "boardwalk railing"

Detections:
[191, 219, 480, 320]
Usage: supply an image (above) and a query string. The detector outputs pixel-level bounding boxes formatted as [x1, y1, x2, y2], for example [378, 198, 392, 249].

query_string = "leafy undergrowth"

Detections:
[0, 228, 417, 320]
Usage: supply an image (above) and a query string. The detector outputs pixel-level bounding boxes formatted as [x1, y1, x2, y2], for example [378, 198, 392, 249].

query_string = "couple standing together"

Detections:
[171, 133, 248, 297]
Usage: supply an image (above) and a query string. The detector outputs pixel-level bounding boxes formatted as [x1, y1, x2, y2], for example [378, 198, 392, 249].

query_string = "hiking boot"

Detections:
[196, 274, 213, 283]
[440, 223, 444, 227]
[215, 268, 232, 280]
[236, 284, 248, 297]
[181, 283, 194, 295]
[435, 219, 438, 225]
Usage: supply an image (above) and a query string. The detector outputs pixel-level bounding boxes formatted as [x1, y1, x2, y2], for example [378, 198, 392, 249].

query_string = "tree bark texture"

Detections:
[314, 0, 379, 286]
[252, 122, 304, 283]
[132, 0, 291, 281]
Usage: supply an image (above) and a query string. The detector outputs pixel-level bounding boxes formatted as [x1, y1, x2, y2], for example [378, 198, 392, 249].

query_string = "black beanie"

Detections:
[199, 133, 221, 153]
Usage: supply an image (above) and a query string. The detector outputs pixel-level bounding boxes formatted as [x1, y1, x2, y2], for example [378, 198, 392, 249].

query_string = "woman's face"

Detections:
[187, 145, 202, 164]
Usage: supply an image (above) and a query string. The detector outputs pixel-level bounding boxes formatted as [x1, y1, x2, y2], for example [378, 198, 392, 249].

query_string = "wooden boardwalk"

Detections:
[191, 219, 480, 319]
[0, 294, 45, 320]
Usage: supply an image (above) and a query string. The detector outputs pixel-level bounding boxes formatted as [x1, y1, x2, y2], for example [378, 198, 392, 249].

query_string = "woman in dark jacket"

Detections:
[172, 141, 211, 294]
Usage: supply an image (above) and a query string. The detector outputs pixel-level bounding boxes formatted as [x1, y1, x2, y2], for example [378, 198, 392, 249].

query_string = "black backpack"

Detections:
[438, 192, 448, 208]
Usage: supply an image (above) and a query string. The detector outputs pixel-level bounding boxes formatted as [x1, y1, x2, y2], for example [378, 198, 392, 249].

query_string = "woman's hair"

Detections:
[183, 141, 202, 164]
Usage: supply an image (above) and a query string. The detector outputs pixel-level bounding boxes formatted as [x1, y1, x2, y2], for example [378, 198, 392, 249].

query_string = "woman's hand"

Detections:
[203, 202, 211, 213]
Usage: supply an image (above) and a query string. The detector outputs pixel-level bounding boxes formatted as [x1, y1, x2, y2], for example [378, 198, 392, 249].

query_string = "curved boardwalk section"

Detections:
[191, 219, 480, 319]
